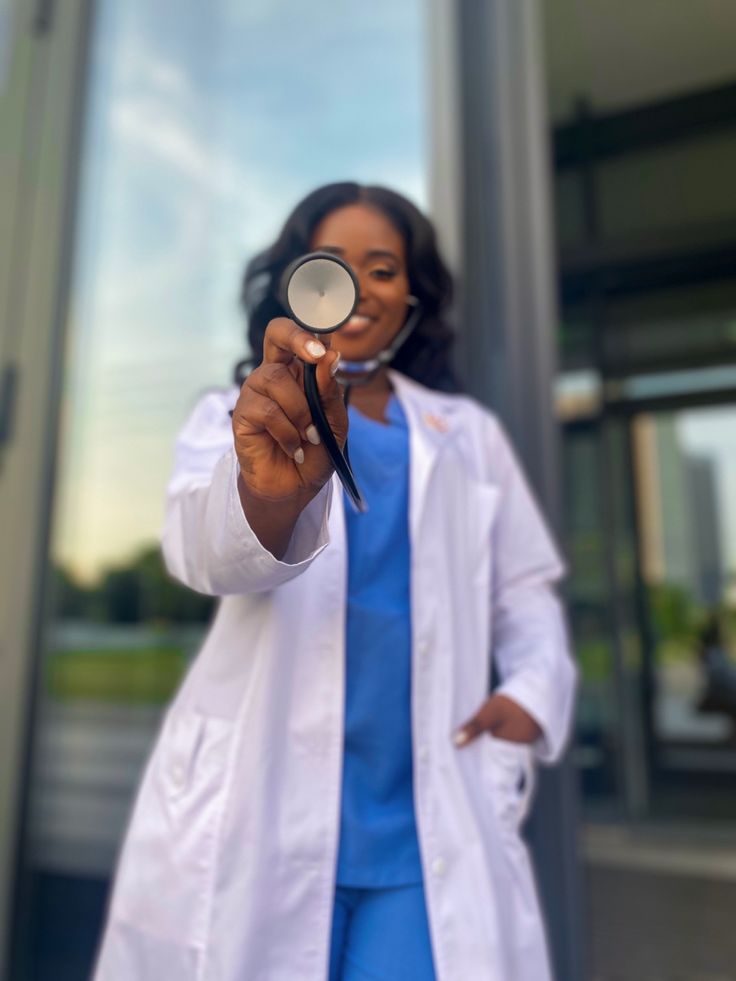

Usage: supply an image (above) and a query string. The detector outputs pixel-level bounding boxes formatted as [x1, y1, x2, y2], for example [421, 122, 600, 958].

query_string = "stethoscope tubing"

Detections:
[303, 361, 367, 513]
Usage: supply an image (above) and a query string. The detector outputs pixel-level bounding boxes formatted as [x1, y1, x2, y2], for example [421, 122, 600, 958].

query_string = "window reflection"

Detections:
[634, 407, 736, 750]
[16, 2, 427, 977]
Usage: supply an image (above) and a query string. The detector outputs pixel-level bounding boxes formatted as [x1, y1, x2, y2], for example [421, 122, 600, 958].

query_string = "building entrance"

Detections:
[565, 385, 736, 822]
[633, 400, 736, 818]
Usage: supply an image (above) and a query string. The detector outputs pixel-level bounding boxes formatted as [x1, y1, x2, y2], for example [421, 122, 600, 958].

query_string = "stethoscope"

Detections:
[280, 251, 422, 513]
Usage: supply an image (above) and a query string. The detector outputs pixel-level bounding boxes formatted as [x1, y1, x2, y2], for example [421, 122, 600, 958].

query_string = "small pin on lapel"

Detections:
[422, 412, 449, 433]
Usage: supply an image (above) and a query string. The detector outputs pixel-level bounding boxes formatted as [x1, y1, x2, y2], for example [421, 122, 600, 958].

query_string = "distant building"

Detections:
[635, 415, 723, 605]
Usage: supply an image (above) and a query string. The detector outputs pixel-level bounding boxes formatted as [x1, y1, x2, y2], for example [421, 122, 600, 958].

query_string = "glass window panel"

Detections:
[554, 170, 587, 249]
[634, 407, 736, 749]
[563, 426, 622, 808]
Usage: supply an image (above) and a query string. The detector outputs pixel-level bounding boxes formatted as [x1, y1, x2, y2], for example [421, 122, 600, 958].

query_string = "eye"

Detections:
[370, 267, 398, 280]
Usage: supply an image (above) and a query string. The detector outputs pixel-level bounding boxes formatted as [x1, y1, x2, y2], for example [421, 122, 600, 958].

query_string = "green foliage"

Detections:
[577, 639, 611, 684]
[50, 546, 215, 625]
[647, 581, 700, 645]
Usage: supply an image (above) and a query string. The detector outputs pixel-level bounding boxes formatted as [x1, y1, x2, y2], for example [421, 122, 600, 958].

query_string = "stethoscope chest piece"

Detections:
[283, 252, 359, 333]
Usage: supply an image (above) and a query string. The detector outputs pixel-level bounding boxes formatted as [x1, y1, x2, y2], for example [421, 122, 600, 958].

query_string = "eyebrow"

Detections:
[316, 246, 401, 264]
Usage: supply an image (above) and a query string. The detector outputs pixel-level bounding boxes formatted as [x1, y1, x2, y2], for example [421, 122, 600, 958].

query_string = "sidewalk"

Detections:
[583, 824, 736, 981]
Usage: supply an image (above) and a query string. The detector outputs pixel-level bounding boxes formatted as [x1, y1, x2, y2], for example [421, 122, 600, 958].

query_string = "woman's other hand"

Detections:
[232, 318, 346, 557]
[453, 694, 542, 748]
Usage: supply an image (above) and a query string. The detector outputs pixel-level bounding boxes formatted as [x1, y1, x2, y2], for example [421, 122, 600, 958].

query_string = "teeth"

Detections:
[348, 316, 371, 326]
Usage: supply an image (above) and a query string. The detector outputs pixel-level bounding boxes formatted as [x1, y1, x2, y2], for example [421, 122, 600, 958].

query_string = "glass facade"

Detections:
[550, 10, 736, 818]
[546, 7, 736, 971]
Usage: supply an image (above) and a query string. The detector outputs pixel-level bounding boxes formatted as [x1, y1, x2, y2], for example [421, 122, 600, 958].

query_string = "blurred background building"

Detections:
[2, 1, 736, 978]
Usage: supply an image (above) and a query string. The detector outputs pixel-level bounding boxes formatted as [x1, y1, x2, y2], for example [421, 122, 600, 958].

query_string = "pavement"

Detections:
[584, 824, 736, 981]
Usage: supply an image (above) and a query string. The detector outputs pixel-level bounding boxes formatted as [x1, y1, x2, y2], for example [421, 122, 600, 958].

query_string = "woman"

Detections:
[94, 183, 577, 980]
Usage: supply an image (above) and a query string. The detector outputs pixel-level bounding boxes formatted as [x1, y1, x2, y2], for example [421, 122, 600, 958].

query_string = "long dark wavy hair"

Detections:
[236, 182, 459, 392]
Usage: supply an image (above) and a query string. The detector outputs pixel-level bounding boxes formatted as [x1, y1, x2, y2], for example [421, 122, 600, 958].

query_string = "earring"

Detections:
[406, 294, 419, 306]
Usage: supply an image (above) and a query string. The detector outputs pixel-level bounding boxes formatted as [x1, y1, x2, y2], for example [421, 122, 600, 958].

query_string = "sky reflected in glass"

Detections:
[55, 0, 427, 580]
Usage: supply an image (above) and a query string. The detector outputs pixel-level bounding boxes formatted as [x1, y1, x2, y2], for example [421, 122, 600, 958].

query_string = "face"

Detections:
[309, 203, 412, 362]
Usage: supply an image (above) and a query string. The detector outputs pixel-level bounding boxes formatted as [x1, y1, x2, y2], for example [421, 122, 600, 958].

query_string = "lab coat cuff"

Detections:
[281, 482, 333, 565]
[495, 672, 570, 765]
[226, 452, 332, 577]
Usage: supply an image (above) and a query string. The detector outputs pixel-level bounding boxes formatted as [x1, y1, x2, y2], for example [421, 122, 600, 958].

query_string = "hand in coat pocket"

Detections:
[453, 693, 542, 748]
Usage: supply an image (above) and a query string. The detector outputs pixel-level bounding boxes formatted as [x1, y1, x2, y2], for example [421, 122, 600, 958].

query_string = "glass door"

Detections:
[564, 415, 649, 819]
[631, 403, 736, 818]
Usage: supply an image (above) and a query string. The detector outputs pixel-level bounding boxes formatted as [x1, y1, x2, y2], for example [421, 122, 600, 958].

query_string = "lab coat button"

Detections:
[170, 764, 186, 789]
[432, 856, 446, 877]
[418, 746, 429, 763]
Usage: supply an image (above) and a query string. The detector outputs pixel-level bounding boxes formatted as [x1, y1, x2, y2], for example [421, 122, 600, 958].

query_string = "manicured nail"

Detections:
[453, 729, 469, 747]
[306, 340, 326, 358]
[330, 352, 342, 377]
[294, 447, 305, 464]
[306, 425, 320, 445]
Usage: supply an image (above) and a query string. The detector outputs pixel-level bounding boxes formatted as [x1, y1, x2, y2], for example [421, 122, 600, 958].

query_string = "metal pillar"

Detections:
[429, 1, 586, 977]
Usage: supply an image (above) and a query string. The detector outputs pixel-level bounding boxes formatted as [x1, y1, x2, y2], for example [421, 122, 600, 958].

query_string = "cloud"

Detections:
[56, 0, 428, 579]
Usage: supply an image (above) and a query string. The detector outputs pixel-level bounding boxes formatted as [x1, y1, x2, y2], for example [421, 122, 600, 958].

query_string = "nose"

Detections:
[356, 272, 371, 301]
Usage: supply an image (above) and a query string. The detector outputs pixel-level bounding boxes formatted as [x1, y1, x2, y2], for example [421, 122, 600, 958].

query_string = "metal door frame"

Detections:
[0, 2, 93, 974]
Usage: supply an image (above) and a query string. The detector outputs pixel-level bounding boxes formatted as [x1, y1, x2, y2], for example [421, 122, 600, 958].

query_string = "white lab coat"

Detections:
[94, 370, 577, 981]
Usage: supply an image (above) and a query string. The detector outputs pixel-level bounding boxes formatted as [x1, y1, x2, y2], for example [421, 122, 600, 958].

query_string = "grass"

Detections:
[46, 647, 188, 705]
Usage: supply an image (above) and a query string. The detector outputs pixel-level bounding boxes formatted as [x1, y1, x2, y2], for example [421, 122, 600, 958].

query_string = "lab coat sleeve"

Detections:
[487, 417, 578, 764]
[161, 392, 332, 596]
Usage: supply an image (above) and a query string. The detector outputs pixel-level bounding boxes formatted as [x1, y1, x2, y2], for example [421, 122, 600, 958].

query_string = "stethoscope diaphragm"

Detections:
[281, 252, 359, 333]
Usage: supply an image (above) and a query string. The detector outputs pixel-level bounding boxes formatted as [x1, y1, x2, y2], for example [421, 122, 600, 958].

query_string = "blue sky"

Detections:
[54, 0, 428, 580]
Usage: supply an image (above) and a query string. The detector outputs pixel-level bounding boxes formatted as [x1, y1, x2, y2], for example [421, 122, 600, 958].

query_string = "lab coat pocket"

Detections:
[481, 734, 535, 840]
[110, 708, 234, 949]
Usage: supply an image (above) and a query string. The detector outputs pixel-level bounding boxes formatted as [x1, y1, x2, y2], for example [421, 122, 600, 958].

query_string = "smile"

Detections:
[339, 314, 375, 335]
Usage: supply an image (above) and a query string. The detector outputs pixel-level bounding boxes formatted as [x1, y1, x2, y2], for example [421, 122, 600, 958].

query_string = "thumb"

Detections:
[453, 696, 508, 748]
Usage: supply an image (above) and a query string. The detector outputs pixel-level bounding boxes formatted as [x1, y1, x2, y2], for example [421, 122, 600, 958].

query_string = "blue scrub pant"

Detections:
[328, 882, 436, 980]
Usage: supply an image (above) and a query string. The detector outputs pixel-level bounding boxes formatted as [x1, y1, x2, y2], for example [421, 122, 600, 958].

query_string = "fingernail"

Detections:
[330, 352, 342, 377]
[294, 447, 305, 464]
[306, 425, 320, 445]
[453, 729, 469, 747]
[306, 340, 326, 358]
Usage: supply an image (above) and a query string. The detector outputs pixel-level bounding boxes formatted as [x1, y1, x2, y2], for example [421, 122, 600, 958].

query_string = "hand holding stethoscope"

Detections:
[232, 252, 421, 544]
[231, 316, 345, 513]
[232, 252, 357, 518]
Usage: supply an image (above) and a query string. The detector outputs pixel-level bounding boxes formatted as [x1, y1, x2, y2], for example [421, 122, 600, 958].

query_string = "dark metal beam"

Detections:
[561, 222, 736, 303]
[555, 80, 736, 169]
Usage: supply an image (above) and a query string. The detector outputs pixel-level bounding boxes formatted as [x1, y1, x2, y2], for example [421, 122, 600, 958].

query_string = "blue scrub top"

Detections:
[336, 394, 423, 888]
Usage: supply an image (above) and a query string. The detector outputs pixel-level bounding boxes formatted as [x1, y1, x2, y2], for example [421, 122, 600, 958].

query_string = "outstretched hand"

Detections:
[233, 317, 346, 504]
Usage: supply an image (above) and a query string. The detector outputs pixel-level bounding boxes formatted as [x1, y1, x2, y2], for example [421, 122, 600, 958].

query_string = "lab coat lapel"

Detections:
[389, 371, 449, 540]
